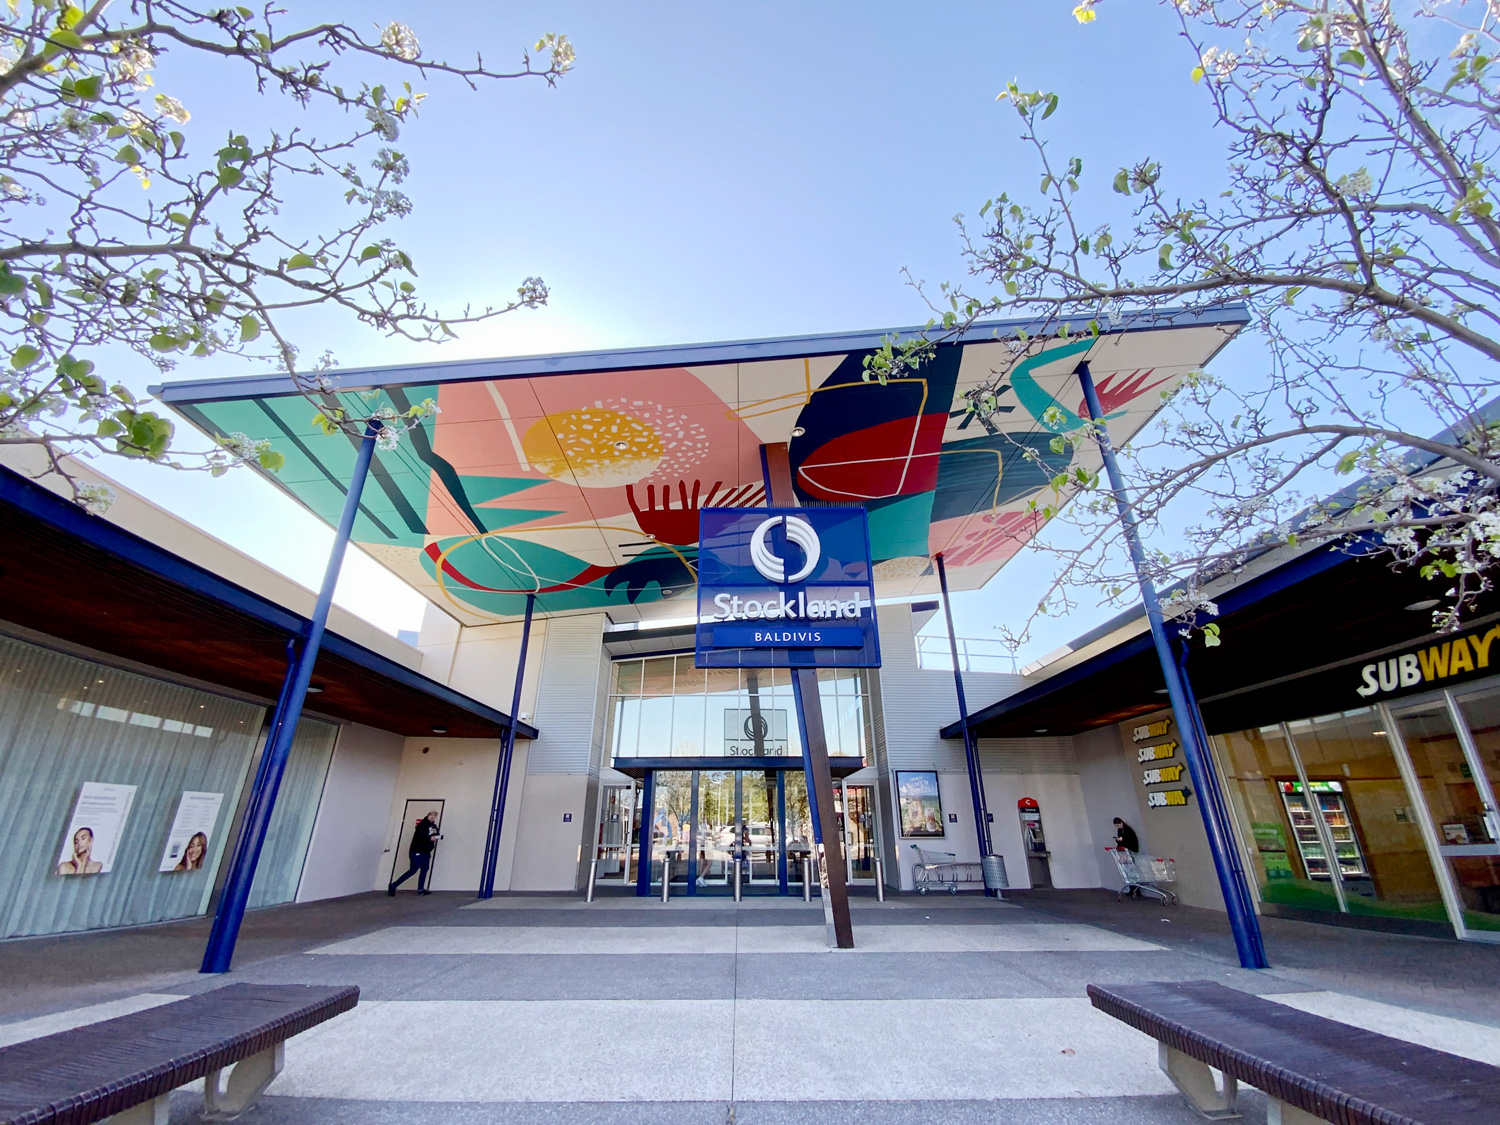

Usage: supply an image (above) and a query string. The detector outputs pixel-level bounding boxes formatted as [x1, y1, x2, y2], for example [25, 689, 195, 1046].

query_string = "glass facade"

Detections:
[0, 632, 342, 937]
[1218, 682, 1500, 940]
[607, 656, 870, 763]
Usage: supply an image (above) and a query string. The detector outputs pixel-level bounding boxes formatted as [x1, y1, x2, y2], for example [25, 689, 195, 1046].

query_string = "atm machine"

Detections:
[1018, 797, 1052, 888]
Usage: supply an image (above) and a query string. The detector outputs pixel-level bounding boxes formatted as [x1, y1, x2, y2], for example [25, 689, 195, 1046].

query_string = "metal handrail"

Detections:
[914, 634, 1018, 675]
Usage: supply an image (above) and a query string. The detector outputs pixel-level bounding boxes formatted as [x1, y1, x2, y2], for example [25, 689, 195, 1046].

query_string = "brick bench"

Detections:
[1088, 979, 1500, 1124]
[0, 983, 357, 1124]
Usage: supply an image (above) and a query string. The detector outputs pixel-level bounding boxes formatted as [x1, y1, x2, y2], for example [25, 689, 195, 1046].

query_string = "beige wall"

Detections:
[297, 722, 406, 902]
[414, 602, 546, 717]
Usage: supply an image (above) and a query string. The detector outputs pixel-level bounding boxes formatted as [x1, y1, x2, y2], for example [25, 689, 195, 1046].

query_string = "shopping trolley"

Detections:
[910, 844, 981, 894]
[1106, 846, 1178, 905]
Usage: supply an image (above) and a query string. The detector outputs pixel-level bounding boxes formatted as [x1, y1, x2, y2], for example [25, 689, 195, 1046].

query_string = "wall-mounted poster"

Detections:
[159, 791, 225, 872]
[56, 782, 137, 875]
[896, 770, 945, 837]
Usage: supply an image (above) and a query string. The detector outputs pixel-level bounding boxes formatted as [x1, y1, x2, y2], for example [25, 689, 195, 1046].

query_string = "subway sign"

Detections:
[1356, 622, 1500, 700]
[696, 507, 880, 669]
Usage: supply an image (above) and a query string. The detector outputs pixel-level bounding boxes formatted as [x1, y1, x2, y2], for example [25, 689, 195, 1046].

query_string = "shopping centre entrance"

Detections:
[593, 770, 879, 896]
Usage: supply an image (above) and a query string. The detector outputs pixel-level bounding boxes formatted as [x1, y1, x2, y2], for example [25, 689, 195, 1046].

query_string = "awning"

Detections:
[154, 306, 1249, 625]
[0, 465, 536, 740]
[942, 547, 1500, 739]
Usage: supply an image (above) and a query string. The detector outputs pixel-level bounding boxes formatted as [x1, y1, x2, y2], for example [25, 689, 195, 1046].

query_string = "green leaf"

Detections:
[239, 315, 260, 342]
[217, 166, 245, 188]
[167, 212, 191, 226]
[1049, 435, 1066, 454]
[59, 5, 85, 29]
[73, 75, 101, 100]
[1338, 48, 1365, 68]
[0, 268, 25, 296]
[1158, 244, 1174, 269]
[258, 449, 285, 472]
[48, 28, 84, 49]
[115, 144, 141, 166]
[358, 244, 382, 262]
[10, 345, 39, 370]
[149, 333, 178, 352]
[1190, 65, 1205, 84]
[1112, 169, 1130, 195]
[1336, 450, 1359, 474]
[1041, 92, 1059, 119]
[285, 252, 317, 270]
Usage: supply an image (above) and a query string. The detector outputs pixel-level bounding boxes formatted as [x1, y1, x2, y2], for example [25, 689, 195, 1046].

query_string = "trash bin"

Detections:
[982, 854, 1009, 891]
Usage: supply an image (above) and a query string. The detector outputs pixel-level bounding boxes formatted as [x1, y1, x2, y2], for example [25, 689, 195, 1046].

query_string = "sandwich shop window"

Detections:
[1216, 679, 1500, 941]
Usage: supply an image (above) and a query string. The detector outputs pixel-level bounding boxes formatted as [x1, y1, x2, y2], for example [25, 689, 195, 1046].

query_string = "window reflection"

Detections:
[607, 658, 869, 764]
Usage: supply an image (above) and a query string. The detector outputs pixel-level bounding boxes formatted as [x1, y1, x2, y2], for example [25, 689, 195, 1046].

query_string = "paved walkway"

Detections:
[1, 888, 1498, 1123]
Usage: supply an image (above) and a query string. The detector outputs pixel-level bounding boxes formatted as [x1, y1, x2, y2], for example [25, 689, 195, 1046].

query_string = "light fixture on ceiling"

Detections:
[431, 725, 449, 734]
[791, 426, 806, 438]
[306, 684, 325, 694]
[1153, 688, 1170, 694]
[1372, 730, 1387, 737]
[1405, 599, 1440, 612]
[1035, 727, 1049, 733]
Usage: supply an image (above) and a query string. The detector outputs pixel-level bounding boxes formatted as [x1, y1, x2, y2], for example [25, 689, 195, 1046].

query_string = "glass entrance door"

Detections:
[841, 783, 878, 883]
[696, 770, 736, 890]
[1388, 690, 1500, 940]
[743, 770, 781, 885]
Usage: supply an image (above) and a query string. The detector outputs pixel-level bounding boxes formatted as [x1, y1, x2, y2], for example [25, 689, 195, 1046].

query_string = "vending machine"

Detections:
[1018, 798, 1052, 888]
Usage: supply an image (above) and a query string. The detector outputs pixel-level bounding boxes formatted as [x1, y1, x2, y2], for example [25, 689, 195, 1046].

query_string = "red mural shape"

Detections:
[795, 413, 949, 502]
[1074, 369, 1172, 419]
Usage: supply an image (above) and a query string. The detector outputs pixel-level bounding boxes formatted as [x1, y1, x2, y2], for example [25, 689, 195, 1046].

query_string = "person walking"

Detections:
[388, 811, 441, 896]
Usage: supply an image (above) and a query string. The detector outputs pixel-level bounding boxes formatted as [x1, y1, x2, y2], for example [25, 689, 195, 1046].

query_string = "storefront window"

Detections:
[607, 657, 868, 763]
[1217, 725, 1334, 912]
[1217, 707, 1446, 925]
[1285, 708, 1446, 924]
[1392, 690, 1500, 935]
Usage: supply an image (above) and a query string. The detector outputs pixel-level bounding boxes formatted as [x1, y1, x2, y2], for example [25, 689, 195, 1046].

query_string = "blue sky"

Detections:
[95, 1, 1255, 658]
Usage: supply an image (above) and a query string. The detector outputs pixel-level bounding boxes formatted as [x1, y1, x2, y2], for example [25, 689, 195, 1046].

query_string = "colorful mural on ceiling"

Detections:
[165, 317, 1243, 624]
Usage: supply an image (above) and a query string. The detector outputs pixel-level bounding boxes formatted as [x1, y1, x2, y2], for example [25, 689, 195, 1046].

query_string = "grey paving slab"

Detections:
[413, 953, 737, 1000]
[163, 1092, 734, 1125]
[732, 951, 1114, 1000]
[734, 1093, 1270, 1125]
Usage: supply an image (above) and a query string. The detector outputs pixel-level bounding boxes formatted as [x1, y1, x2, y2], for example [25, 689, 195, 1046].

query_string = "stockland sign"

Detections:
[696, 507, 880, 669]
[1356, 622, 1500, 700]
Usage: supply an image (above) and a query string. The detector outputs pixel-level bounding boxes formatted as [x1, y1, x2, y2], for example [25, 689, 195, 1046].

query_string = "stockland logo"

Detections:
[1356, 623, 1500, 698]
[751, 514, 820, 583]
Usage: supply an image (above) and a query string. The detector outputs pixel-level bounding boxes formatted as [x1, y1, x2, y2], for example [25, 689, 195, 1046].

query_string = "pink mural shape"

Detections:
[426, 369, 765, 538]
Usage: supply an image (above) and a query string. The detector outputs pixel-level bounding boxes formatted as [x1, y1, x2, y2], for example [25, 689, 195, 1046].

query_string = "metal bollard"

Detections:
[661, 855, 671, 903]
[875, 857, 885, 903]
[586, 858, 599, 903]
[733, 857, 742, 902]
[802, 857, 812, 902]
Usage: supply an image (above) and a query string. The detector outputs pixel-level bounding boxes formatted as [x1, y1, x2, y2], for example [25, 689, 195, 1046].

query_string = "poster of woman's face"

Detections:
[897, 770, 945, 838]
[56, 782, 137, 875]
[159, 791, 224, 873]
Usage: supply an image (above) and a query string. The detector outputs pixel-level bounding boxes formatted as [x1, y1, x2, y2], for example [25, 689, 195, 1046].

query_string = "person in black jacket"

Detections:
[1113, 817, 1142, 897]
[388, 811, 441, 896]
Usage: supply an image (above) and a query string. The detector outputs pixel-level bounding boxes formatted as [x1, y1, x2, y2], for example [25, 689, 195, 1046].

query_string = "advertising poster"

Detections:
[56, 782, 137, 875]
[159, 791, 225, 872]
[897, 770, 945, 837]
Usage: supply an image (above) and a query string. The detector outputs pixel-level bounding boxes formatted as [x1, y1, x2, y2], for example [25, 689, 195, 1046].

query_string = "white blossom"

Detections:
[154, 94, 190, 124]
[77, 482, 115, 515]
[365, 106, 399, 142]
[380, 22, 421, 61]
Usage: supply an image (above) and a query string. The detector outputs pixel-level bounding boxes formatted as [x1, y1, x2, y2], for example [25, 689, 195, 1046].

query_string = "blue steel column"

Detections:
[1177, 642, 1267, 962]
[479, 593, 535, 898]
[935, 553, 995, 892]
[1076, 361, 1268, 970]
[202, 420, 382, 973]
[635, 771, 656, 897]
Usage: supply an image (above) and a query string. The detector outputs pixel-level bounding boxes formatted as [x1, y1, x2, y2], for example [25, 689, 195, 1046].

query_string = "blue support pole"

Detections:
[1075, 361, 1268, 970]
[479, 593, 535, 898]
[935, 552, 995, 893]
[201, 420, 382, 973]
[1176, 642, 1267, 964]
[635, 771, 656, 897]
